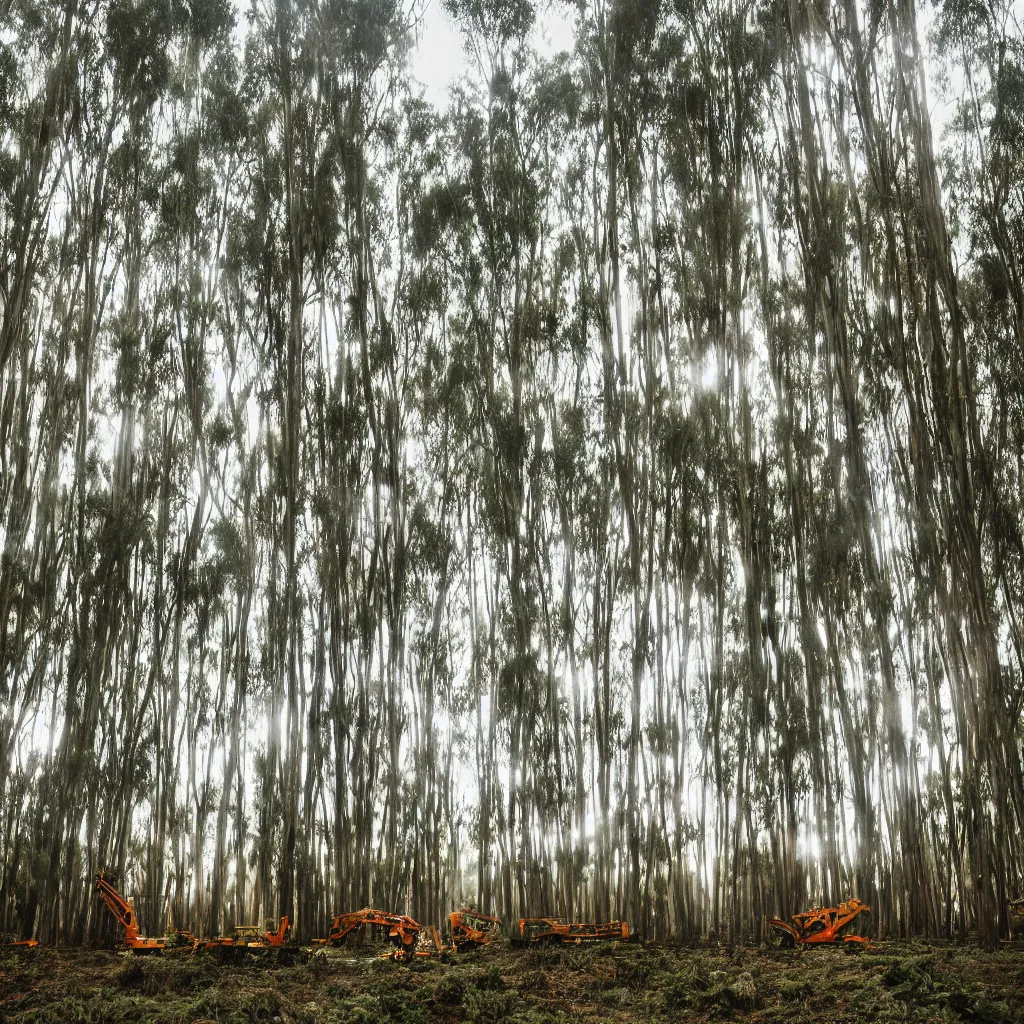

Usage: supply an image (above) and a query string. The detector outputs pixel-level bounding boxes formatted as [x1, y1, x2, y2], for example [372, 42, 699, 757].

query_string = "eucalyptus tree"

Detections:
[756, 0, 889, 924]
[3, 0, 1024, 951]
[933, 0, 1024, 928]
[443, 0, 570, 922]
[0, 0, 86, 868]
[798, 0, 1013, 945]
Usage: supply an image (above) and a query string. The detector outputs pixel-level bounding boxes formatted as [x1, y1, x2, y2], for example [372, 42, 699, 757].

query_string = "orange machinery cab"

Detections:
[518, 917, 630, 943]
[202, 916, 290, 954]
[768, 898, 872, 948]
[450, 908, 502, 950]
[94, 876, 166, 953]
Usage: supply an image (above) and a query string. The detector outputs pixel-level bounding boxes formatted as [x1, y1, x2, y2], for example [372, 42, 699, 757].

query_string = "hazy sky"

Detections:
[409, 0, 578, 105]
[409, 0, 465, 105]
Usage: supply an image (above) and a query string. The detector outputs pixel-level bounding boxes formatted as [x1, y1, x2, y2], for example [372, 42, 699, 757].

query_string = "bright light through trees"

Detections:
[0, 0, 1022, 951]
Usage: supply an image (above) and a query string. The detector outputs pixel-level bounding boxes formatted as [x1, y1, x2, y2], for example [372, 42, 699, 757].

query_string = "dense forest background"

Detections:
[1, 0, 1023, 949]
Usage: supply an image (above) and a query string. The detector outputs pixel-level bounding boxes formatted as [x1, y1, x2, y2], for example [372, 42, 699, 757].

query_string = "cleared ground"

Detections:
[2, 938, 1023, 1023]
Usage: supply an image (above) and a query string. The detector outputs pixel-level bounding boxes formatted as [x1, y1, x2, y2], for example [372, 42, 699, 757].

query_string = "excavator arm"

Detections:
[833, 899, 871, 936]
[264, 916, 290, 947]
[769, 898, 871, 947]
[324, 909, 421, 955]
[95, 877, 140, 940]
[94, 875, 165, 952]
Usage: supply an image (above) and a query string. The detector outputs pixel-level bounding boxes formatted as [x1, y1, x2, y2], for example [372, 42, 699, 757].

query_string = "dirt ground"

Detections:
[2, 938, 1024, 1023]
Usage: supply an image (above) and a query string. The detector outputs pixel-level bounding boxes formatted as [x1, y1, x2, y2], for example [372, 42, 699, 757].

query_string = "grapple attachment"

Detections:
[768, 898, 872, 948]
[450, 908, 502, 950]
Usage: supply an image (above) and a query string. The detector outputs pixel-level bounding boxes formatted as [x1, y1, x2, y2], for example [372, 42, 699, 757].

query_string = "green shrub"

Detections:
[948, 989, 1018, 1024]
[26, 992, 178, 1024]
[114, 958, 158, 995]
[470, 965, 508, 991]
[324, 993, 380, 1024]
[507, 1010, 569, 1024]
[778, 976, 812, 1001]
[461, 982, 519, 1021]
[881, 954, 936, 992]
[112, 955, 214, 999]
[376, 987, 427, 1020]
[432, 972, 466, 1006]
[727, 970, 758, 1010]
[240, 986, 283, 1020]
[517, 968, 549, 992]
[660, 973, 695, 1011]
[615, 953, 656, 990]
[596, 986, 632, 1008]
[408, 955, 441, 972]
[186, 986, 251, 1024]
[292, 1002, 326, 1024]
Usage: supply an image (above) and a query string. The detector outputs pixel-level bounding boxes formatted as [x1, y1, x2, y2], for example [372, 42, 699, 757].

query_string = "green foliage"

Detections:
[8, 943, 1024, 1023]
[867, 954, 1020, 1023]
[444, 0, 534, 45]
[778, 975, 812, 1001]
[433, 971, 467, 1004]
[105, 0, 173, 105]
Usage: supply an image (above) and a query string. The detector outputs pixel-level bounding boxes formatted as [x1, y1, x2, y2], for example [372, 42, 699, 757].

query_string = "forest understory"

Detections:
[3, 940, 1024, 1024]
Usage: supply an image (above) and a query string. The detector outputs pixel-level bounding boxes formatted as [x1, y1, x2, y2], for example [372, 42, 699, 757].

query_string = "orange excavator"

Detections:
[518, 917, 630, 943]
[94, 875, 170, 953]
[449, 908, 502, 950]
[201, 916, 299, 961]
[316, 908, 422, 959]
[768, 898, 872, 948]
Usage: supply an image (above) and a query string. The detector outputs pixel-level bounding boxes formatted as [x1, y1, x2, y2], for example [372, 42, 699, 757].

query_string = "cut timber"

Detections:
[517, 917, 630, 944]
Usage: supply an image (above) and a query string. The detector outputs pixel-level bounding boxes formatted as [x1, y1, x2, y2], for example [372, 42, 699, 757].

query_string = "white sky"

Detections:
[409, 0, 578, 106]
[409, 0, 466, 106]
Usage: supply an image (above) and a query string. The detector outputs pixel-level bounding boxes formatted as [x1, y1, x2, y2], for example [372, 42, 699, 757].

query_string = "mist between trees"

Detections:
[0, 0, 1022, 951]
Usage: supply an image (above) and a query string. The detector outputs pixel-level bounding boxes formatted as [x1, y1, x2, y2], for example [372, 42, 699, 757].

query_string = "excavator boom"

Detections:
[94, 875, 166, 952]
[321, 908, 421, 958]
[265, 916, 290, 946]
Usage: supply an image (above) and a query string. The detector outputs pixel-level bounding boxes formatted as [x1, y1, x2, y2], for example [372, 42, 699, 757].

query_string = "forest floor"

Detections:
[2, 937, 1024, 1024]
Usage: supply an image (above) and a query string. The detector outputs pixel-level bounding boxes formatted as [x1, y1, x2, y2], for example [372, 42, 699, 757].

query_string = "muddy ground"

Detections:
[2, 938, 1023, 1023]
